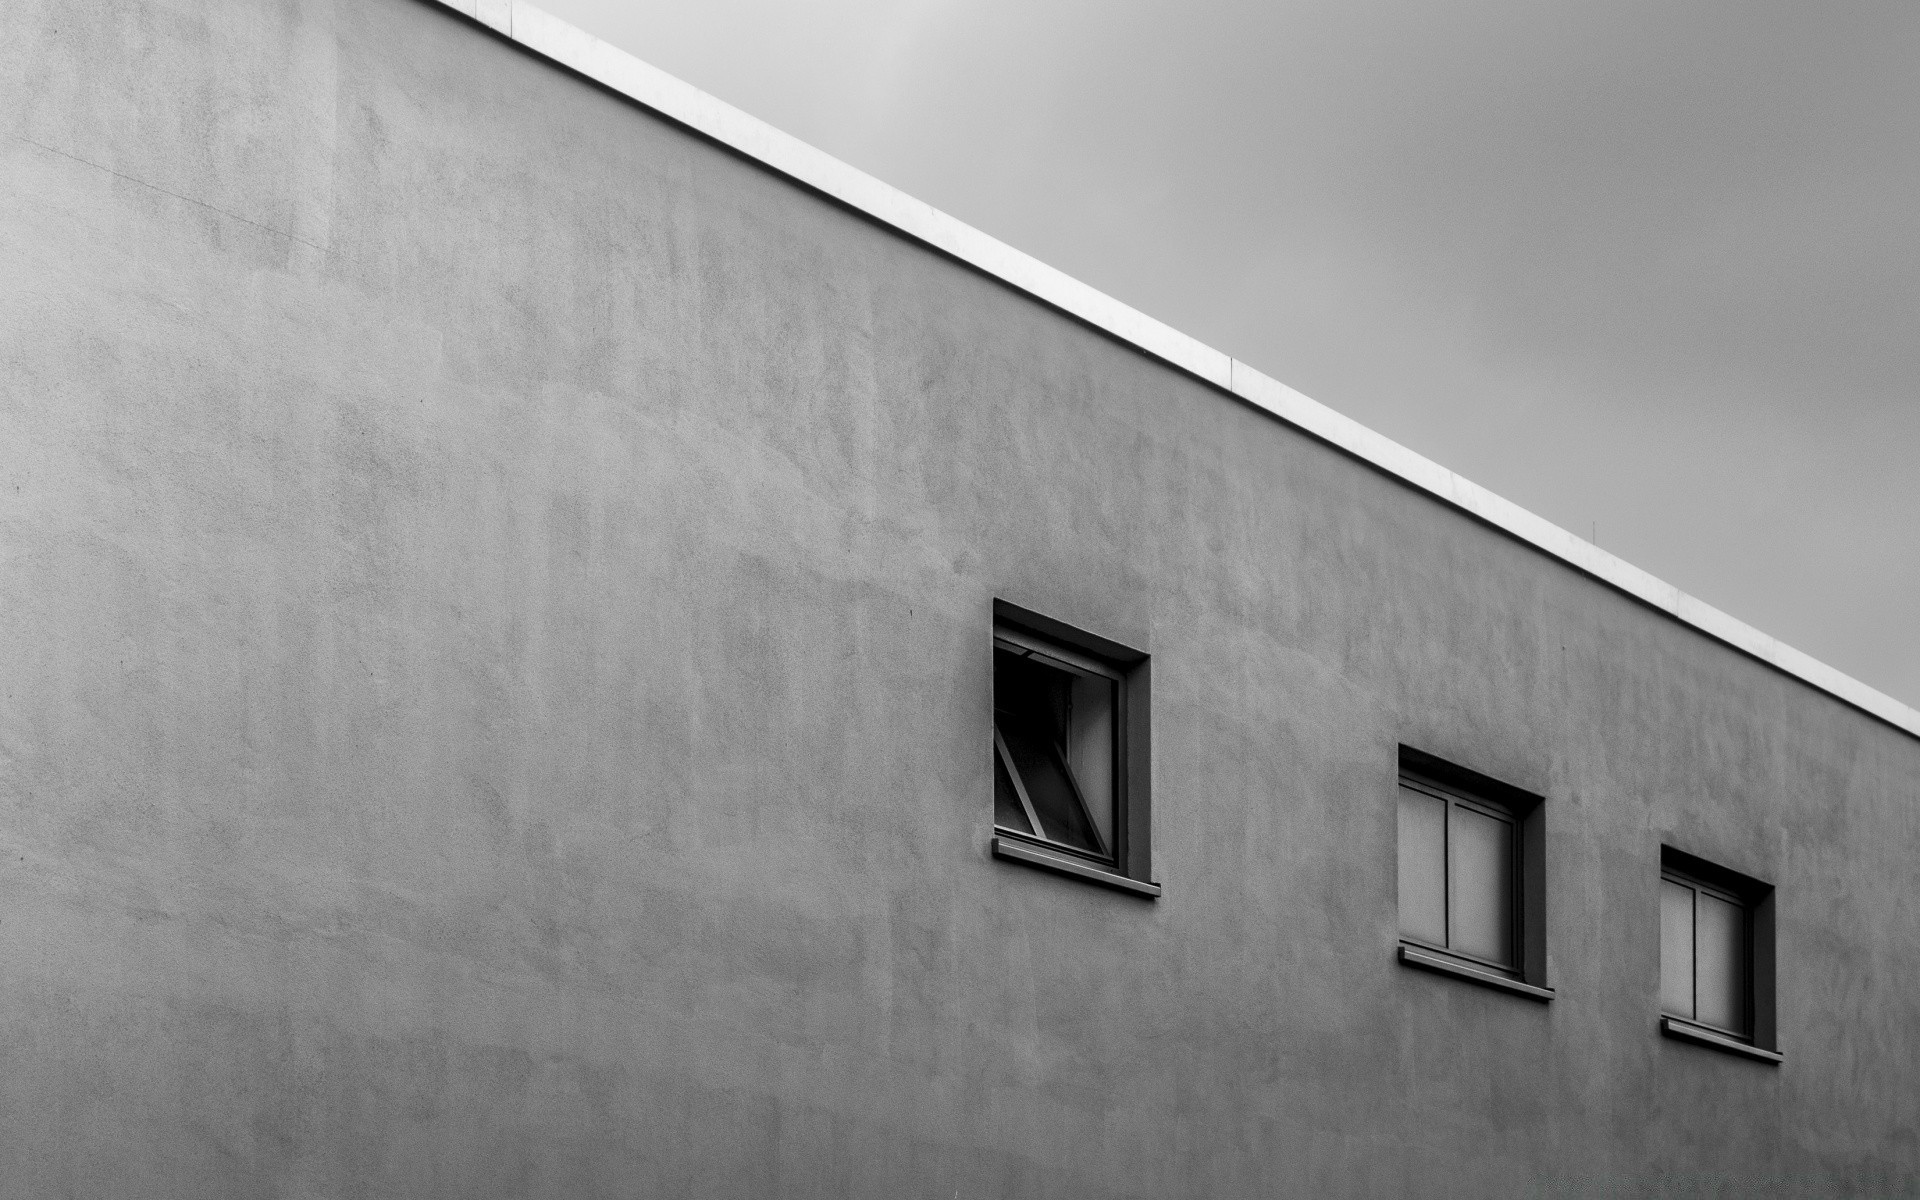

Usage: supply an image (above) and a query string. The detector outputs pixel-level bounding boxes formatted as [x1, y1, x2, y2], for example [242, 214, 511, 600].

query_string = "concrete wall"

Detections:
[2, 0, 1917, 1194]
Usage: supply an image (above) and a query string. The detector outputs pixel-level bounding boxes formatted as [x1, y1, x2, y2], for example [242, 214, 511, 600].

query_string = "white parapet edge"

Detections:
[430, 0, 1920, 741]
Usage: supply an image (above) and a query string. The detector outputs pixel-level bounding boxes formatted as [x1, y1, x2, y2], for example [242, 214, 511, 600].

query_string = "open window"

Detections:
[989, 601, 1156, 898]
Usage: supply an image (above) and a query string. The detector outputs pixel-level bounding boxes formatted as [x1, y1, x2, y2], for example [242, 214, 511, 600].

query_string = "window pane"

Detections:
[997, 715, 1103, 855]
[1066, 673, 1115, 852]
[1660, 880, 1695, 1019]
[1397, 788, 1446, 946]
[1695, 892, 1746, 1033]
[993, 747, 1034, 835]
[1448, 806, 1513, 967]
[994, 648, 1108, 858]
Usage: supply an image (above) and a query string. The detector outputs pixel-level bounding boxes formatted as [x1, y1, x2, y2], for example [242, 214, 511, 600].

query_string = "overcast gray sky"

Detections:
[537, 0, 1919, 711]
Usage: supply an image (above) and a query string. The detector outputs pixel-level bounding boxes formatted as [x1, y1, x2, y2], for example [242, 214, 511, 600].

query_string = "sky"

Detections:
[536, 0, 1919, 712]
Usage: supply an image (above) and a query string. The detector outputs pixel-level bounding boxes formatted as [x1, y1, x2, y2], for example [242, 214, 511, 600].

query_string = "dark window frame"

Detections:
[988, 600, 1157, 899]
[1658, 846, 1781, 1063]
[1395, 747, 1551, 1001]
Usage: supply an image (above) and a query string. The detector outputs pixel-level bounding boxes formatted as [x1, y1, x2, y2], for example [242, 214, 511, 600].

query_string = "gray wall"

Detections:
[2, 0, 1917, 1195]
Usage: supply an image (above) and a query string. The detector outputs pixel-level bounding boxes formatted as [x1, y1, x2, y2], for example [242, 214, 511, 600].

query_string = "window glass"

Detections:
[1397, 787, 1447, 946]
[997, 711, 1102, 854]
[994, 648, 1108, 858]
[1448, 805, 1513, 966]
[1695, 891, 1746, 1033]
[1065, 673, 1115, 851]
[994, 752, 1034, 835]
[1660, 879, 1695, 1019]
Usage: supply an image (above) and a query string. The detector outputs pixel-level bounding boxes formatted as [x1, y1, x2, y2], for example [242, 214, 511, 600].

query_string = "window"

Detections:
[1395, 748, 1550, 1000]
[988, 600, 1156, 898]
[1660, 872, 1745, 1033]
[1658, 847, 1780, 1063]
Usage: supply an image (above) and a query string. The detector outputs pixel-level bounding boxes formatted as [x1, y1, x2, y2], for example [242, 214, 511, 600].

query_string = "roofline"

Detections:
[432, 0, 1920, 742]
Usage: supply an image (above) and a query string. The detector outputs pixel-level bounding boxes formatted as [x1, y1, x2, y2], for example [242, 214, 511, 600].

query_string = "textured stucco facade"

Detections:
[2, 0, 1918, 1195]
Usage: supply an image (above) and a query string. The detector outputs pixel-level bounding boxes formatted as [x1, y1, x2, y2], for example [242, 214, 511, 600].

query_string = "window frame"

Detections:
[1395, 747, 1551, 1001]
[988, 600, 1157, 899]
[1660, 868, 1749, 1037]
[1397, 773, 1523, 974]
[1657, 846, 1781, 1064]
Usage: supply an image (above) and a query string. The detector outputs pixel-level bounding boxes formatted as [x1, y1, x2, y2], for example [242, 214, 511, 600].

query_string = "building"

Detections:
[3, 0, 1918, 1194]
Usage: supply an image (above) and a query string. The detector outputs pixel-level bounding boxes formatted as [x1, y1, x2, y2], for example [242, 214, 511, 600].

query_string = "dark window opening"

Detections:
[988, 601, 1154, 897]
[993, 639, 1118, 862]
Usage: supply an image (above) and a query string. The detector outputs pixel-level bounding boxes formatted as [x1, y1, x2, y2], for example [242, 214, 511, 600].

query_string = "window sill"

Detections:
[991, 836, 1161, 899]
[1398, 944, 1554, 1002]
[1660, 1016, 1782, 1064]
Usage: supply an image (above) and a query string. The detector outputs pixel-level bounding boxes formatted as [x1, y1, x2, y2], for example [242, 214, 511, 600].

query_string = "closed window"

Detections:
[1657, 848, 1779, 1061]
[988, 601, 1156, 898]
[1660, 872, 1747, 1035]
[1395, 748, 1550, 999]
[1398, 774, 1518, 970]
